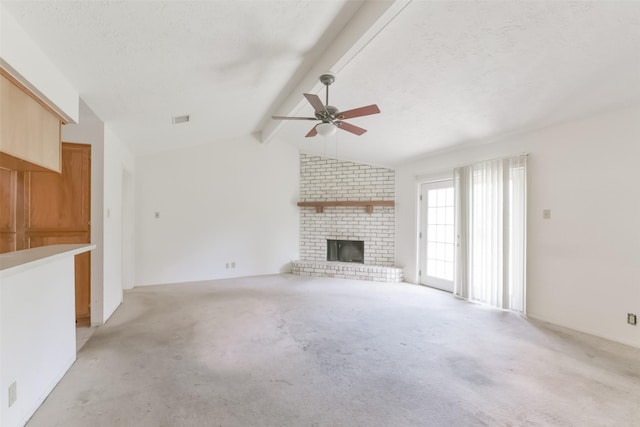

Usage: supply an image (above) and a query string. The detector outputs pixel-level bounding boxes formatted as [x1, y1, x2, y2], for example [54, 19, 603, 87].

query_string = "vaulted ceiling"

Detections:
[4, 0, 640, 167]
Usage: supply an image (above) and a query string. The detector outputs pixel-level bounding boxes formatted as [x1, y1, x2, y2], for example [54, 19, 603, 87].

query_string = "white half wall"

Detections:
[135, 136, 299, 286]
[396, 105, 640, 348]
[0, 256, 76, 427]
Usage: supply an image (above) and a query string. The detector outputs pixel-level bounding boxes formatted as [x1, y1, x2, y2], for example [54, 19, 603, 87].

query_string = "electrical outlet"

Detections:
[8, 381, 17, 407]
[628, 313, 637, 326]
[231, 262, 236, 268]
[225, 263, 229, 269]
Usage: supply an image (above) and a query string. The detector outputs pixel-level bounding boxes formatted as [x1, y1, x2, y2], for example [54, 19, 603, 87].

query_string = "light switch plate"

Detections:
[543, 209, 551, 219]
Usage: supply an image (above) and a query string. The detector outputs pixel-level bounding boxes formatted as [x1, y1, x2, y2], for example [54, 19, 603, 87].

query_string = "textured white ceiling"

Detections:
[3, 0, 362, 153]
[279, 1, 640, 166]
[4, 1, 640, 167]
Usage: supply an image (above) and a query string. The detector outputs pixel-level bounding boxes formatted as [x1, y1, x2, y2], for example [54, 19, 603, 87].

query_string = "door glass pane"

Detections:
[425, 185, 455, 282]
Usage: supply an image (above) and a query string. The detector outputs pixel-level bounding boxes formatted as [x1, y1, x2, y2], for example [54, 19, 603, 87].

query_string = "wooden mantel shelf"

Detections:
[297, 200, 395, 214]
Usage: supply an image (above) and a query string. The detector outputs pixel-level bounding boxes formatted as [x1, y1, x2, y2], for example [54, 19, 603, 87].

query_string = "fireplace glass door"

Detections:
[327, 240, 364, 264]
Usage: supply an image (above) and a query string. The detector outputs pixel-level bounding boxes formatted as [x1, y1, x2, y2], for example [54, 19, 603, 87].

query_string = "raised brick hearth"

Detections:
[293, 154, 403, 283]
[292, 260, 403, 283]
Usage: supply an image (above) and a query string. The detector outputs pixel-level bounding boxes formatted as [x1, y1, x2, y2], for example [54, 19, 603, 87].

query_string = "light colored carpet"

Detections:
[28, 274, 640, 426]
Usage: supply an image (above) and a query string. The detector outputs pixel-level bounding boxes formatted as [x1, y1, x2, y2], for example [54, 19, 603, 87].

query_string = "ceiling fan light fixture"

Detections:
[317, 122, 337, 137]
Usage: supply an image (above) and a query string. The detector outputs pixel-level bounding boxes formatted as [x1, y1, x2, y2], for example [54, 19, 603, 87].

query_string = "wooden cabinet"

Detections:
[25, 144, 90, 231]
[0, 72, 62, 172]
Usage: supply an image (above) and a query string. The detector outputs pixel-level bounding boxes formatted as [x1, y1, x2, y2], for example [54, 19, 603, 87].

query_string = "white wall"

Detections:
[0, 5, 78, 123]
[63, 104, 135, 326]
[396, 106, 640, 348]
[103, 126, 135, 322]
[61, 101, 105, 325]
[63, 107, 135, 325]
[135, 136, 299, 286]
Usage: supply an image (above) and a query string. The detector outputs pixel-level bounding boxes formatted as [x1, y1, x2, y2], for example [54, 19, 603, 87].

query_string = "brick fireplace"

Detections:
[292, 154, 403, 282]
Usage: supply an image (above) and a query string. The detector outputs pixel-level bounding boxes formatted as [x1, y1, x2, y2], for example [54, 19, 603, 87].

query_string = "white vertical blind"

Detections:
[454, 155, 527, 313]
[508, 156, 527, 313]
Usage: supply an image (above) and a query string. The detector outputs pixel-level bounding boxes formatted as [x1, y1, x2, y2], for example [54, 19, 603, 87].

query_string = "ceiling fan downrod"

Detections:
[319, 72, 335, 107]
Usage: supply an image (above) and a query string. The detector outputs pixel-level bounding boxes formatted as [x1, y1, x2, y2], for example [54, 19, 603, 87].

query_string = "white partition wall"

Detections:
[0, 245, 93, 427]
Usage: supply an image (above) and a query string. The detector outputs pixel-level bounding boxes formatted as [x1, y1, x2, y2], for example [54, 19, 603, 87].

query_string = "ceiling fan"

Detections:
[272, 73, 380, 137]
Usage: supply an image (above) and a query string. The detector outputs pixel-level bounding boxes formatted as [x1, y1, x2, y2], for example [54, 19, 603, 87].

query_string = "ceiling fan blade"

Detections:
[337, 121, 367, 136]
[338, 104, 380, 120]
[272, 116, 317, 121]
[305, 124, 318, 138]
[303, 93, 326, 113]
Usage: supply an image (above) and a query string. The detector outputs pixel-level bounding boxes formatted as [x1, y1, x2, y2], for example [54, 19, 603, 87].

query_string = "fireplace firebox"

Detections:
[327, 239, 364, 264]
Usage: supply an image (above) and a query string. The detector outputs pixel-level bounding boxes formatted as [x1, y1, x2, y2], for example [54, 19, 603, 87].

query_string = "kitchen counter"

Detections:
[0, 244, 95, 279]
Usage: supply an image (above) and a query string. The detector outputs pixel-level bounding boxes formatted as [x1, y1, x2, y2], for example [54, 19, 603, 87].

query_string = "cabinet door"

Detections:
[25, 143, 90, 231]
[0, 167, 17, 253]
[0, 74, 61, 172]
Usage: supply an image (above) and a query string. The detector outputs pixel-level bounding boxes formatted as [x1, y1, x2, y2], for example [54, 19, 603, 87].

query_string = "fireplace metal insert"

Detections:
[327, 239, 364, 264]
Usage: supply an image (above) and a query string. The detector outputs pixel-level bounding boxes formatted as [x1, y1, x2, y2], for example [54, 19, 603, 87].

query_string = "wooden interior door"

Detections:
[24, 143, 91, 325]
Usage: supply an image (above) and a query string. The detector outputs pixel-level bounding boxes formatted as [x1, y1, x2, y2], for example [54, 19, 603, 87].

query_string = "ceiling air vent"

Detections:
[171, 115, 190, 125]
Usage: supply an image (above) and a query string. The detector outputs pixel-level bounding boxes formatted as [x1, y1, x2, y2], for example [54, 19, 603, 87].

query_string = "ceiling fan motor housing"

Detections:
[315, 105, 339, 122]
